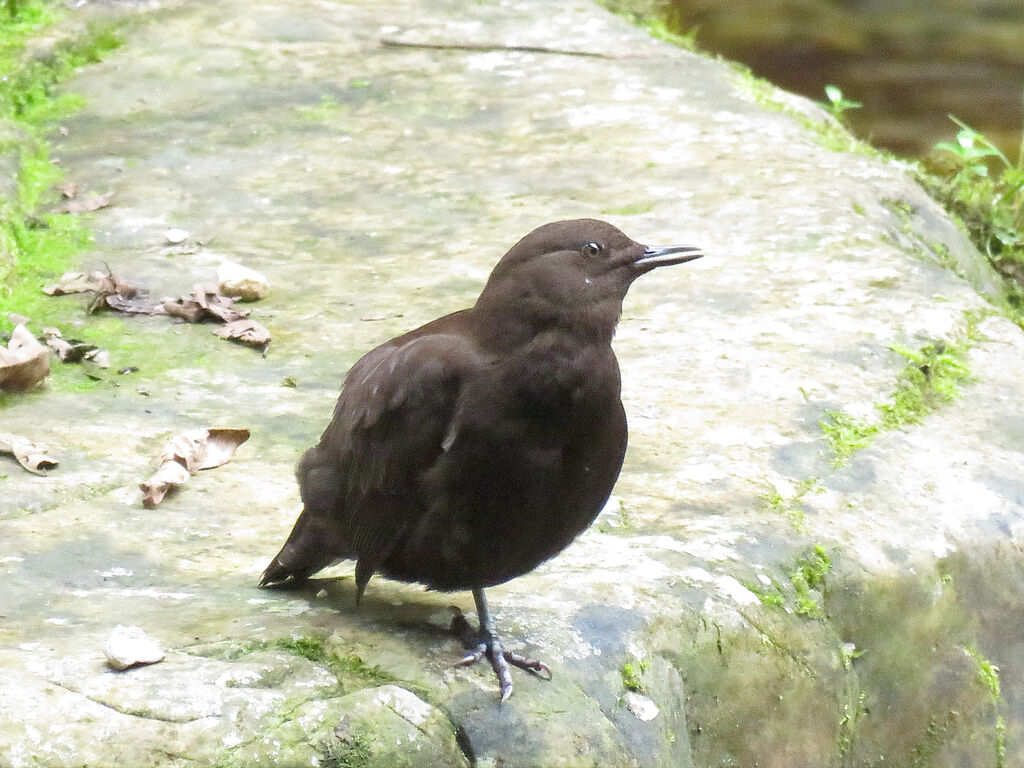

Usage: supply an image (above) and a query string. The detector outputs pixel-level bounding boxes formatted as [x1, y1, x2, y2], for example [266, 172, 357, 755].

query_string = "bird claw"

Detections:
[450, 610, 551, 701]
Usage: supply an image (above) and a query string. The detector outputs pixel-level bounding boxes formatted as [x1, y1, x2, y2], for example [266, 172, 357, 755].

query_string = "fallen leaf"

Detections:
[84, 348, 111, 368]
[160, 284, 249, 324]
[41, 327, 99, 363]
[58, 190, 114, 214]
[139, 460, 190, 508]
[100, 291, 158, 315]
[0, 325, 51, 392]
[0, 432, 58, 474]
[139, 427, 250, 508]
[86, 267, 156, 315]
[57, 181, 79, 198]
[360, 313, 404, 322]
[212, 318, 271, 349]
[42, 270, 106, 296]
[199, 429, 252, 470]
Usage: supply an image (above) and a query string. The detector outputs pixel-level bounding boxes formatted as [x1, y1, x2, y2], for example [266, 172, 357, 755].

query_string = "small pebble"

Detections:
[625, 691, 660, 721]
[217, 261, 269, 301]
[103, 625, 165, 671]
[164, 228, 190, 244]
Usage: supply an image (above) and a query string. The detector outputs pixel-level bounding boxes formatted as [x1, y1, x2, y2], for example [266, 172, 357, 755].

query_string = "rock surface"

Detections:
[1, 0, 1022, 766]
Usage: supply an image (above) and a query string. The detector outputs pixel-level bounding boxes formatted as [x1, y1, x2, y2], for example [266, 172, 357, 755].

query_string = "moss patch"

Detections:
[1, 2, 124, 317]
[1, 0, 133, 399]
[790, 545, 832, 619]
[317, 727, 375, 768]
[620, 657, 649, 692]
[231, 635, 398, 693]
[740, 545, 832, 619]
[821, 326, 974, 465]
[761, 476, 823, 533]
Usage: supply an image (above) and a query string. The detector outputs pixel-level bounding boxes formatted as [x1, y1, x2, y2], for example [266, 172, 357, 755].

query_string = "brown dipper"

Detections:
[260, 218, 703, 700]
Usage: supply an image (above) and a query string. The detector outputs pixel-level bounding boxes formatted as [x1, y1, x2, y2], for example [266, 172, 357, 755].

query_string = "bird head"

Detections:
[475, 218, 703, 342]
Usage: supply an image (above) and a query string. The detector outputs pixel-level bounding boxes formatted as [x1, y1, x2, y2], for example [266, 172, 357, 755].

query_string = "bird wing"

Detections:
[311, 318, 488, 584]
[331, 325, 486, 496]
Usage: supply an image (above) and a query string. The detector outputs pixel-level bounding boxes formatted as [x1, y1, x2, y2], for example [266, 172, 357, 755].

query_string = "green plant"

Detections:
[621, 658, 649, 692]
[963, 646, 1006, 768]
[822, 84, 861, 123]
[923, 109, 1024, 315]
[1, 1, 124, 338]
[790, 545, 831, 618]
[639, 15, 698, 50]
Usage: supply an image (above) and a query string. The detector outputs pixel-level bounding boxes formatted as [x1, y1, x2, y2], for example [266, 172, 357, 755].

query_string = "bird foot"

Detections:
[450, 609, 552, 702]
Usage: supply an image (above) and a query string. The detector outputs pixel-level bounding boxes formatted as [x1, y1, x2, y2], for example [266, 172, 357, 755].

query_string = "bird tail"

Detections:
[258, 507, 339, 587]
[258, 446, 349, 588]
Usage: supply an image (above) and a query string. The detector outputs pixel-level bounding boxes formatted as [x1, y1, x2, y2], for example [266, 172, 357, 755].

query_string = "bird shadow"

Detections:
[263, 573, 471, 643]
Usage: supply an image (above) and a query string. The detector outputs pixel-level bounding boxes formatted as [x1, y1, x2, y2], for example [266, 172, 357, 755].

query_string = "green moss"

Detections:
[296, 94, 342, 121]
[964, 642, 1006, 767]
[636, 16, 697, 50]
[821, 410, 878, 466]
[739, 545, 831, 618]
[604, 5, 697, 51]
[760, 477, 823, 533]
[620, 657, 649, 692]
[740, 576, 785, 609]
[1, 0, 125, 341]
[821, 327, 973, 466]
[318, 727, 375, 768]
[227, 635, 397, 694]
[789, 545, 831, 619]
[838, 691, 867, 759]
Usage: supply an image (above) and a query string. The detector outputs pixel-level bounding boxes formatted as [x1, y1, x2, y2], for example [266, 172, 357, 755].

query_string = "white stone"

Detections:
[164, 227, 190, 244]
[103, 625, 165, 671]
[625, 691, 660, 721]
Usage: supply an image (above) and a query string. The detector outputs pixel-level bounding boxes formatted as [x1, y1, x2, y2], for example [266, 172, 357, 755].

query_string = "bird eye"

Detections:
[580, 242, 603, 258]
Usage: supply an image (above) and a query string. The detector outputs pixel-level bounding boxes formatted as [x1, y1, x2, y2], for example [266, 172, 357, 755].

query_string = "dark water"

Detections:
[656, 0, 1024, 162]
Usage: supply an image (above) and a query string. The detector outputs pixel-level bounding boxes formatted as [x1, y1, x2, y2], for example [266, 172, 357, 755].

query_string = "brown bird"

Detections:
[260, 219, 703, 700]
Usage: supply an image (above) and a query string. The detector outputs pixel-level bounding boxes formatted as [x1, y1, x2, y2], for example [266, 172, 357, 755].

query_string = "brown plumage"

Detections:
[260, 219, 702, 699]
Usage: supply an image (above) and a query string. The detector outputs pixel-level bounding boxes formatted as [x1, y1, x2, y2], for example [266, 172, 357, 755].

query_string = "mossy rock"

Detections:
[225, 684, 469, 768]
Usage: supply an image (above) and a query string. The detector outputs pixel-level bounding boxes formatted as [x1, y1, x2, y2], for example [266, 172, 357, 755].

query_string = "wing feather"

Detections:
[278, 319, 487, 587]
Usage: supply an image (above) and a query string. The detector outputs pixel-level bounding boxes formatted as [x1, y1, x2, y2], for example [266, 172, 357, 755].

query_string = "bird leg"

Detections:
[451, 587, 552, 702]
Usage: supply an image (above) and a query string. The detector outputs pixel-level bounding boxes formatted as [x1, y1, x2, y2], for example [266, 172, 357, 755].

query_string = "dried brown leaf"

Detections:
[84, 348, 111, 368]
[139, 427, 250, 507]
[101, 292, 158, 315]
[42, 328, 99, 363]
[42, 270, 106, 296]
[199, 428, 251, 469]
[85, 268, 153, 315]
[212, 319, 271, 348]
[0, 325, 51, 392]
[58, 190, 114, 214]
[160, 285, 249, 324]
[0, 432, 58, 474]
[159, 299, 205, 323]
[139, 460, 191, 508]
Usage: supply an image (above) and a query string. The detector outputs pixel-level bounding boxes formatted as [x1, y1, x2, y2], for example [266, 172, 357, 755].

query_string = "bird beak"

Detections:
[634, 244, 704, 270]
